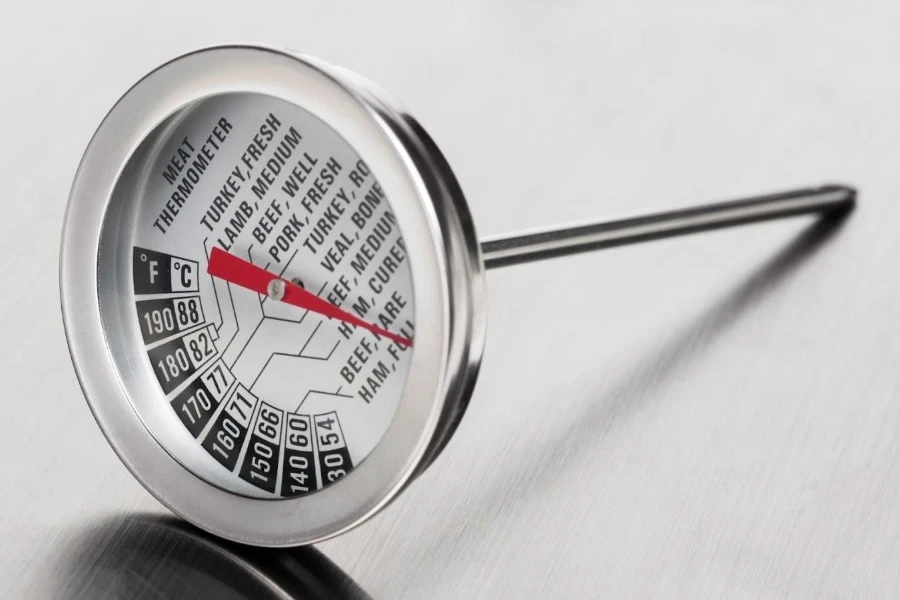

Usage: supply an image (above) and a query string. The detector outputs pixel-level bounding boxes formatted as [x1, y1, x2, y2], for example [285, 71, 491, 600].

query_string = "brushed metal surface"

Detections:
[3, 1, 900, 598]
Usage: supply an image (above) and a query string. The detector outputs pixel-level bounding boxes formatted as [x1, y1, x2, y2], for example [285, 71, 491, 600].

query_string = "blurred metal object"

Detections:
[481, 185, 855, 268]
[57, 515, 371, 599]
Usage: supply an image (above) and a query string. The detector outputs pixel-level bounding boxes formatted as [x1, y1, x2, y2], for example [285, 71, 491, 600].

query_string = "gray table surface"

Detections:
[3, 1, 899, 598]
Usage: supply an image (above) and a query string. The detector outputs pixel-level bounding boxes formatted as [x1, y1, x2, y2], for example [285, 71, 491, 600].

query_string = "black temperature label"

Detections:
[147, 327, 218, 395]
[135, 295, 204, 345]
[280, 413, 317, 497]
[314, 411, 352, 487]
[202, 384, 258, 472]
[170, 360, 235, 438]
[133, 247, 200, 295]
[239, 401, 284, 493]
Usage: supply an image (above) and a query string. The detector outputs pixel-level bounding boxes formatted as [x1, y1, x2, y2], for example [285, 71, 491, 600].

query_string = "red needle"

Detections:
[207, 247, 412, 347]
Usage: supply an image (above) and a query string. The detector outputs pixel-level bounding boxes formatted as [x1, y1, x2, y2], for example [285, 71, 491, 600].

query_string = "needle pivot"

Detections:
[267, 279, 286, 301]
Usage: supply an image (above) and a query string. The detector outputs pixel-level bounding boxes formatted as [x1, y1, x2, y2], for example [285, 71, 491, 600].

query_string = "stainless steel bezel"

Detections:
[60, 45, 486, 546]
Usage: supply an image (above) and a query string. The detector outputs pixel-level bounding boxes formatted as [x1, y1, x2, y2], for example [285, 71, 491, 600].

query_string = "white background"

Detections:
[3, 1, 900, 598]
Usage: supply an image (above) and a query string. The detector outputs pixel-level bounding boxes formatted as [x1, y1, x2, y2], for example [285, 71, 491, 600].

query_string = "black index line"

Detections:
[248, 347, 332, 391]
[247, 245, 267, 311]
[264, 313, 310, 326]
[220, 279, 242, 354]
[248, 321, 340, 391]
[297, 322, 324, 356]
[202, 238, 224, 332]
[295, 389, 353, 412]
[296, 320, 342, 361]
[204, 237, 241, 348]
[278, 249, 300, 277]
[303, 336, 342, 362]
[228, 318, 265, 369]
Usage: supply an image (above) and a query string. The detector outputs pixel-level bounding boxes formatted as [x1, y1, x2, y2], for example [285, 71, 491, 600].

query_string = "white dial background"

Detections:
[129, 93, 415, 498]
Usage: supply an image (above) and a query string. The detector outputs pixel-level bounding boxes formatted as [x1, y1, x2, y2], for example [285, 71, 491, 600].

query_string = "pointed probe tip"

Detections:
[821, 183, 857, 207]
[810, 183, 857, 217]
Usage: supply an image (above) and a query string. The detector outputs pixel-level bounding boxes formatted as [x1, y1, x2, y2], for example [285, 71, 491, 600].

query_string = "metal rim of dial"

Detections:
[60, 44, 486, 546]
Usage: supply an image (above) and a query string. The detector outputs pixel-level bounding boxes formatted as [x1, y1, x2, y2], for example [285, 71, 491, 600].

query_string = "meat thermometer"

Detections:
[60, 45, 854, 547]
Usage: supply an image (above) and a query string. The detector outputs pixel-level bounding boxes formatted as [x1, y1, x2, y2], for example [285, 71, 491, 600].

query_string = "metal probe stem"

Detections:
[479, 185, 855, 269]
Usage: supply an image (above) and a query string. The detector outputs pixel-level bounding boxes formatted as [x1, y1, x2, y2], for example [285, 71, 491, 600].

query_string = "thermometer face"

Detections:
[104, 92, 415, 498]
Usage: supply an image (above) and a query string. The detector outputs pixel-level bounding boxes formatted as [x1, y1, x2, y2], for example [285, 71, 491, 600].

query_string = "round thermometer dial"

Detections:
[61, 46, 485, 546]
[124, 93, 414, 498]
